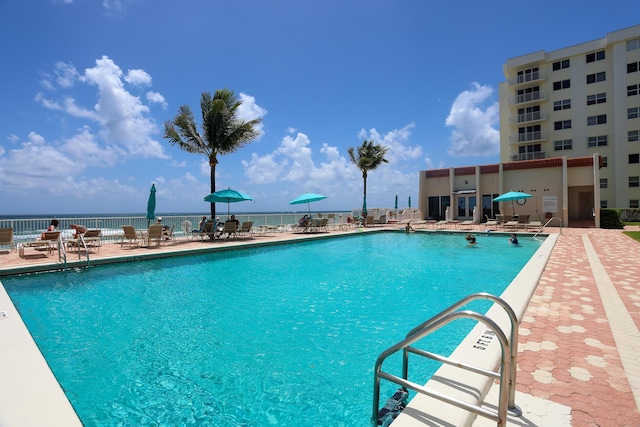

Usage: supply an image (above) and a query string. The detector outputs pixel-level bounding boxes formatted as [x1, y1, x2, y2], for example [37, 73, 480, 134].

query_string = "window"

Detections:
[553, 59, 570, 70]
[628, 84, 639, 96]
[628, 62, 640, 73]
[518, 125, 541, 142]
[586, 72, 606, 84]
[600, 178, 608, 189]
[628, 38, 640, 51]
[630, 131, 639, 142]
[554, 139, 572, 150]
[553, 79, 570, 90]
[602, 156, 608, 167]
[630, 176, 640, 188]
[586, 51, 605, 62]
[600, 200, 608, 208]
[553, 99, 571, 110]
[629, 107, 640, 119]
[587, 93, 606, 105]
[517, 67, 539, 84]
[588, 136, 608, 147]
[554, 120, 572, 130]
[631, 200, 640, 209]
[587, 115, 607, 126]
[630, 154, 640, 164]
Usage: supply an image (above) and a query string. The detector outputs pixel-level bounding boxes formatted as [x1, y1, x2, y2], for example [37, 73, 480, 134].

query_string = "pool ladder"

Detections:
[372, 292, 520, 426]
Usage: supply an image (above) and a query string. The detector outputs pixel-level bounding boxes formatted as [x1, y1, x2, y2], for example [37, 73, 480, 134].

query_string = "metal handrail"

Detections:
[372, 293, 519, 427]
[56, 236, 67, 271]
[533, 216, 563, 238]
[78, 234, 90, 266]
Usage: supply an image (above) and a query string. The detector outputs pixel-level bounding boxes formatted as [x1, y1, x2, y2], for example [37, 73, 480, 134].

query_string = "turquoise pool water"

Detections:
[3, 232, 541, 426]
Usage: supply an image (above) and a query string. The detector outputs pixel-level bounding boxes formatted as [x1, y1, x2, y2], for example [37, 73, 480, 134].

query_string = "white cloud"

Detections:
[357, 123, 423, 164]
[146, 91, 167, 109]
[237, 93, 267, 138]
[36, 55, 168, 159]
[445, 82, 499, 157]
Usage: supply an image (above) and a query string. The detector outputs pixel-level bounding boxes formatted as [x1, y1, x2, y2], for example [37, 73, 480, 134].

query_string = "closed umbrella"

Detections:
[146, 184, 156, 226]
[204, 188, 254, 219]
[289, 192, 327, 215]
[492, 191, 532, 216]
[394, 194, 398, 219]
[408, 196, 411, 209]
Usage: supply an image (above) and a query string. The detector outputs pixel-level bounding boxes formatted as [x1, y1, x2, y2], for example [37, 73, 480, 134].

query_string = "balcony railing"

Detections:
[509, 70, 545, 86]
[509, 110, 546, 125]
[510, 131, 546, 144]
[510, 151, 547, 161]
[511, 90, 546, 105]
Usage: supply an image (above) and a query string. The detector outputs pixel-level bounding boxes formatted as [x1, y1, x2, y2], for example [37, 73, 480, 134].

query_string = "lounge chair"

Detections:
[484, 215, 498, 229]
[527, 220, 543, 231]
[19, 231, 61, 258]
[516, 214, 530, 229]
[147, 224, 164, 247]
[0, 228, 16, 253]
[458, 220, 474, 230]
[120, 225, 141, 248]
[236, 221, 254, 239]
[164, 225, 176, 244]
[221, 221, 238, 239]
[67, 229, 102, 253]
[502, 220, 519, 229]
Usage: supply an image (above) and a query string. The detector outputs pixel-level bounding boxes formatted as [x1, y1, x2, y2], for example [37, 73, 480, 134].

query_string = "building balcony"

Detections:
[510, 151, 547, 161]
[509, 110, 546, 125]
[510, 90, 546, 105]
[510, 131, 547, 144]
[508, 70, 546, 86]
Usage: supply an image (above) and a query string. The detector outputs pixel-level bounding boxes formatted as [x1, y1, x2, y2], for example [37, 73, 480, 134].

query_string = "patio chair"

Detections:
[67, 229, 102, 253]
[19, 231, 61, 258]
[120, 225, 140, 248]
[236, 221, 254, 239]
[484, 215, 499, 229]
[164, 225, 176, 244]
[221, 221, 238, 239]
[147, 224, 164, 247]
[0, 228, 16, 253]
[516, 214, 530, 229]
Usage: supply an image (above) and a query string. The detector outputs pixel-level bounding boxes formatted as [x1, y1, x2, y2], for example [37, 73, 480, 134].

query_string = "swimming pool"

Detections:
[2, 232, 542, 426]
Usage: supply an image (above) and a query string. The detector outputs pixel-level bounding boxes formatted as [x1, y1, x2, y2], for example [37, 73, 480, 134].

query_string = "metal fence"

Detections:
[0, 212, 355, 244]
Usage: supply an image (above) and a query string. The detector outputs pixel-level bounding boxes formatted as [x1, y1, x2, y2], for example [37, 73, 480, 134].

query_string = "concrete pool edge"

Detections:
[389, 233, 559, 427]
[0, 284, 83, 426]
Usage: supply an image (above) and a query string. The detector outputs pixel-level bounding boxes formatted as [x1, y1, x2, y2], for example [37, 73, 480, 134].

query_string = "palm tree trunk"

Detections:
[210, 163, 216, 218]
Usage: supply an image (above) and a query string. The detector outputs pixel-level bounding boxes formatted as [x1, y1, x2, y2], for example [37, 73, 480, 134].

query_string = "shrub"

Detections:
[600, 209, 624, 229]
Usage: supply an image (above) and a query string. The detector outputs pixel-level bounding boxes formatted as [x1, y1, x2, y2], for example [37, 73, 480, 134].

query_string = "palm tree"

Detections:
[347, 140, 389, 217]
[164, 89, 262, 217]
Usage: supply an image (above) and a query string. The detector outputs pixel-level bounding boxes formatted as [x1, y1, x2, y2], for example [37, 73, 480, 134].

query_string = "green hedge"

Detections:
[600, 209, 624, 229]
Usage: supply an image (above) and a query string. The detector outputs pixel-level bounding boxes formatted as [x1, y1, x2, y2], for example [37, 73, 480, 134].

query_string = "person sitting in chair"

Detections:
[299, 215, 310, 228]
[70, 224, 88, 238]
[192, 216, 207, 233]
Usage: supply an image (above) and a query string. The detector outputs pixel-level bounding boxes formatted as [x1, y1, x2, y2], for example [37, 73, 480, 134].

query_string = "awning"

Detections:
[452, 189, 476, 195]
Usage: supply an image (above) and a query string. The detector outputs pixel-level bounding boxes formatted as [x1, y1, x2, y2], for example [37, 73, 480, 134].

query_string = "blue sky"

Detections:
[1, 1, 638, 216]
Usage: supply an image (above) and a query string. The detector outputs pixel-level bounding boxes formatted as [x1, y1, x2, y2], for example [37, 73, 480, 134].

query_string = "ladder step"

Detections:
[377, 388, 408, 426]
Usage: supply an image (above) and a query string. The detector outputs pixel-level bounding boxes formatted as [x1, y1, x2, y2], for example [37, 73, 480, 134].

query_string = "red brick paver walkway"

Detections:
[517, 227, 640, 426]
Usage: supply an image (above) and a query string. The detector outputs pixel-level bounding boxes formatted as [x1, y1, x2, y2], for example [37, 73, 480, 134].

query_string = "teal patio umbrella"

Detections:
[408, 196, 411, 209]
[492, 191, 532, 216]
[289, 192, 327, 215]
[204, 188, 254, 219]
[146, 184, 156, 226]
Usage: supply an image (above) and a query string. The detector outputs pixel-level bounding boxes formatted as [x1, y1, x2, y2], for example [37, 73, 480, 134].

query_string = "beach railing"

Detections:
[0, 212, 351, 244]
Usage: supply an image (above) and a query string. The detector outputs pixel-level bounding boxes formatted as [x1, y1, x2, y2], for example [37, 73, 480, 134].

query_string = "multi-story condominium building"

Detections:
[499, 24, 640, 210]
[418, 25, 640, 227]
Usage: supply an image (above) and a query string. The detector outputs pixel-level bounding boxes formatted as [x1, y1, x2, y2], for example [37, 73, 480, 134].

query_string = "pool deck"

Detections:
[1, 224, 640, 426]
